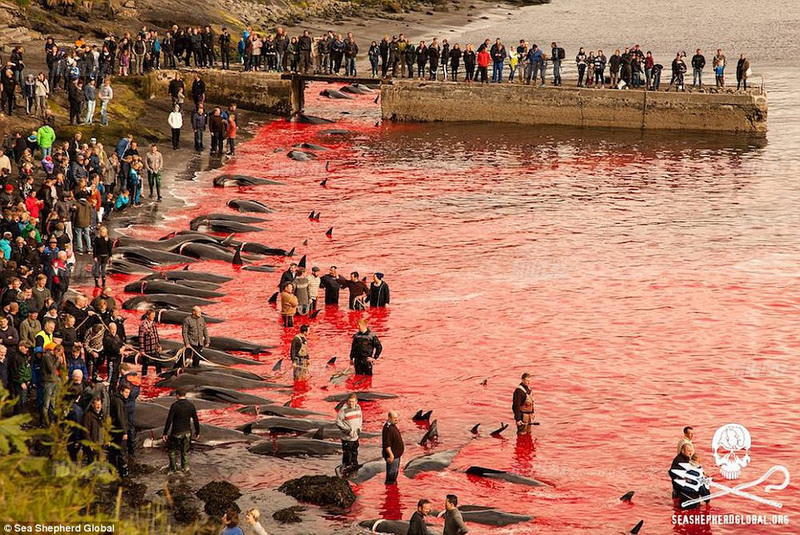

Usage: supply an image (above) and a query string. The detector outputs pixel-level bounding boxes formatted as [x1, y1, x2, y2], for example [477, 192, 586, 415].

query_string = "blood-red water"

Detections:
[103, 85, 800, 534]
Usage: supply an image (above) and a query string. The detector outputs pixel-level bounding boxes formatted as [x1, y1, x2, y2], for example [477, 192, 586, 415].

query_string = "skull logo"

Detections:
[712, 423, 751, 480]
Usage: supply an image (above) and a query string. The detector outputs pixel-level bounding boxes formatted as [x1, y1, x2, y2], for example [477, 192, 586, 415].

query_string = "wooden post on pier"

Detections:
[290, 75, 305, 120]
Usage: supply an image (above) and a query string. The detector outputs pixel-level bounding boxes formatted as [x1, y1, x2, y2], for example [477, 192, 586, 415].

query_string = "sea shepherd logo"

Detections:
[671, 423, 790, 509]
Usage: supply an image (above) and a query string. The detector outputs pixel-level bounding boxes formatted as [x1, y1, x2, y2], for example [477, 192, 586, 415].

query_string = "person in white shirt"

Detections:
[167, 105, 183, 150]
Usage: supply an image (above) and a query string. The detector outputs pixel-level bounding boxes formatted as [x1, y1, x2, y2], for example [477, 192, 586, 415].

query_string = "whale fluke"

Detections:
[490, 423, 508, 436]
[320, 178, 328, 187]
[308, 211, 315, 220]
[298, 255, 307, 268]
[183, 265, 190, 270]
[272, 359, 283, 371]
[325, 227, 333, 238]
[412, 410, 432, 421]
[232, 246, 243, 266]
[286, 247, 295, 257]
[283, 399, 292, 407]
[302, 239, 309, 246]
[480, 379, 488, 386]
[630, 520, 644, 534]
[326, 356, 336, 365]
[620, 491, 635, 502]
[310, 309, 320, 319]
[268, 292, 279, 303]
[470, 424, 480, 434]
[418, 420, 438, 446]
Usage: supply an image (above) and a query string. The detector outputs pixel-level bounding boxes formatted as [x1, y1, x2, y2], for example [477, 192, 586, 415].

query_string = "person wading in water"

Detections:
[512, 372, 535, 434]
[349, 319, 382, 376]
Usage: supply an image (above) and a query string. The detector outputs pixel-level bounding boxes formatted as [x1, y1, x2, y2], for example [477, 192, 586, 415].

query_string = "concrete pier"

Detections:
[380, 81, 768, 135]
[143, 70, 292, 115]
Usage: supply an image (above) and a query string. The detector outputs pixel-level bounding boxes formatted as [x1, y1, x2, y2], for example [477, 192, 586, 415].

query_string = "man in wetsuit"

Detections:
[512, 372, 535, 434]
[320, 265, 345, 306]
[349, 319, 382, 376]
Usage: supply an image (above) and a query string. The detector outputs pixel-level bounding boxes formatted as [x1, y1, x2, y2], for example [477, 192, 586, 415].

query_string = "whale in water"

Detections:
[466, 466, 547, 486]
[403, 449, 458, 478]
[213, 175, 284, 187]
[358, 520, 436, 535]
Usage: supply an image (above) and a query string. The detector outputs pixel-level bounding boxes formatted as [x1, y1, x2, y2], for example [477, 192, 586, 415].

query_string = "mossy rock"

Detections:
[196, 480, 242, 517]
[272, 505, 306, 524]
[278, 475, 356, 509]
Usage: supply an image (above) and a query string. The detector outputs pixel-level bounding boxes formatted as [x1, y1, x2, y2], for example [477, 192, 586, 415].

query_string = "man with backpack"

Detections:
[551, 42, 564, 86]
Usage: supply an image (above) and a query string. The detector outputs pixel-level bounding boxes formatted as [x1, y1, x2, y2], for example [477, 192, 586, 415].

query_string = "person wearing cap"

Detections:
[368, 273, 390, 307]
[163, 387, 200, 473]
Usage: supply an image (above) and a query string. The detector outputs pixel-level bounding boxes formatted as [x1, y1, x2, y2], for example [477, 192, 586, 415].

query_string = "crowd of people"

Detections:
[0, 28, 755, 126]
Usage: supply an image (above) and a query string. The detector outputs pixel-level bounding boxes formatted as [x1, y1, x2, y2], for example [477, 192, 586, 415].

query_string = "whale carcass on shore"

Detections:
[237, 404, 326, 418]
[358, 520, 436, 535]
[155, 371, 283, 390]
[227, 199, 274, 213]
[123, 279, 225, 299]
[112, 246, 197, 266]
[144, 270, 232, 283]
[324, 391, 399, 402]
[153, 308, 224, 325]
[248, 438, 342, 457]
[213, 175, 285, 187]
[432, 505, 532, 526]
[122, 294, 217, 311]
[189, 387, 275, 405]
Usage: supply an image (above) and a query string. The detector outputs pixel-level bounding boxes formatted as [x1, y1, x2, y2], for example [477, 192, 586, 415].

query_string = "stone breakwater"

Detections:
[380, 81, 768, 135]
[143, 70, 768, 135]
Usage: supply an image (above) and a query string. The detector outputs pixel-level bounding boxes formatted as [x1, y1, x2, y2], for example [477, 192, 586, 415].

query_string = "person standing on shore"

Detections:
[512, 372, 535, 434]
[163, 387, 200, 473]
[138, 309, 161, 376]
[336, 393, 362, 476]
[191, 105, 206, 152]
[190, 73, 205, 111]
[713, 49, 726, 88]
[349, 319, 382, 376]
[382, 410, 403, 484]
[208, 107, 225, 157]
[736, 53, 750, 90]
[98, 78, 113, 126]
[490, 39, 506, 83]
[476, 47, 490, 84]
[226, 113, 237, 156]
[551, 42, 564, 86]
[181, 306, 209, 368]
[463, 44, 475, 82]
[344, 32, 359, 77]
[168, 105, 182, 150]
[219, 27, 231, 70]
[92, 225, 112, 287]
[691, 49, 706, 88]
[369, 41, 380, 78]
[144, 143, 163, 200]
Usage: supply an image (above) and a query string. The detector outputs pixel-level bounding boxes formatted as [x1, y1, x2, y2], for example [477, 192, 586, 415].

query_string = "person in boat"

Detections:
[512, 372, 535, 434]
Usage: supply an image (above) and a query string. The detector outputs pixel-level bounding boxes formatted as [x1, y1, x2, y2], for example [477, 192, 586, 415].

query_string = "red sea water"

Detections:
[101, 72, 800, 535]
